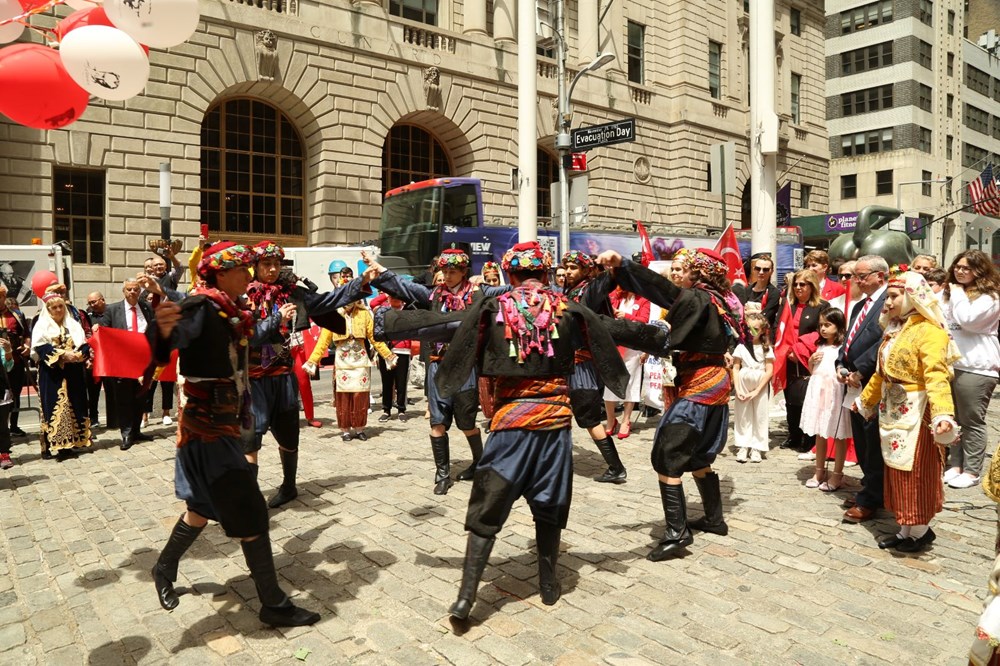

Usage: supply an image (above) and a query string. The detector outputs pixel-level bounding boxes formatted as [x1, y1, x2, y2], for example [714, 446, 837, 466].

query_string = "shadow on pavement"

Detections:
[87, 635, 151, 665]
[0, 474, 49, 490]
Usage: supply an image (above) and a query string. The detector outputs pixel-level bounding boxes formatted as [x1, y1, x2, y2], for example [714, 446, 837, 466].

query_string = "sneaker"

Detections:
[378, 413, 391, 423]
[735, 448, 748, 463]
[948, 473, 980, 489]
[398, 413, 408, 422]
[0, 454, 12, 470]
[942, 467, 962, 483]
[844, 461, 857, 467]
[750, 449, 763, 463]
[797, 451, 816, 461]
[162, 416, 172, 426]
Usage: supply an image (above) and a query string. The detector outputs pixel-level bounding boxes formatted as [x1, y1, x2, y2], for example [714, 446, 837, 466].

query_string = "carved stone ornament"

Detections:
[256, 30, 278, 82]
[634, 157, 651, 184]
[423, 66, 441, 111]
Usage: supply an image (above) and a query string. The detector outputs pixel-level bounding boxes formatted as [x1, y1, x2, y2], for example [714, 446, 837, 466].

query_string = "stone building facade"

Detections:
[0, 0, 830, 298]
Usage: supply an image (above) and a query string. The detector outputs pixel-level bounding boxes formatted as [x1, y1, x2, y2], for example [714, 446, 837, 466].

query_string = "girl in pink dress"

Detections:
[800, 308, 851, 491]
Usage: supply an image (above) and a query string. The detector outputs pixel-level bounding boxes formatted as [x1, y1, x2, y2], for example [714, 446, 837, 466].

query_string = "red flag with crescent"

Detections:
[635, 221, 654, 267]
[713, 224, 747, 286]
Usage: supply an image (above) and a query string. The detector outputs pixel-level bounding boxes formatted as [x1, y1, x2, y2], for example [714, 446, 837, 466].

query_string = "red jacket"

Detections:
[820, 279, 845, 301]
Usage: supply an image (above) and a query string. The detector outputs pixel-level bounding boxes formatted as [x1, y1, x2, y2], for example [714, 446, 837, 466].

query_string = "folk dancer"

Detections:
[244, 241, 368, 508]
[150, 242, 320, 627]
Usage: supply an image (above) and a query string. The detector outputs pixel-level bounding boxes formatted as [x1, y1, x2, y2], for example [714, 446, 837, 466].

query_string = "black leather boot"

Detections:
[431, 435, 453, 495]
[456, 432, 483, 481]
[152, 515, 205, 611]
[448, 532, 495, 621]
[647, 482, 693, 561]
[267, 449, 298, 509]
[535, 523, 562, 606]
[241, 535, 320, 627]
[688, 472, 729, 536]
[248, 462, 259, 483]
[593, 437, 627, 484]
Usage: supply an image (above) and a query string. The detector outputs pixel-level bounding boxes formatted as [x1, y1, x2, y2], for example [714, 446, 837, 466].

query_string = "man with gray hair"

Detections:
[836, 255, 889, 524]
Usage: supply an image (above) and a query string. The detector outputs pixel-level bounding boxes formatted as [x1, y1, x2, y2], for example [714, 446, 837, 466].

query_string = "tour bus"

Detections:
[377, 177, 804, 282]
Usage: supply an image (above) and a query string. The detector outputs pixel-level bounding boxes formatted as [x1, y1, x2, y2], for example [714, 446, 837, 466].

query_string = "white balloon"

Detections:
[0, 0, 25, 45]
[59, 25, 149, 101]
[103, 0, 198, 49]
[65, 0, 102, 10]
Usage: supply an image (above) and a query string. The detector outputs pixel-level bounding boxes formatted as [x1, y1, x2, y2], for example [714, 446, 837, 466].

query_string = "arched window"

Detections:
[200, 98, 306, 244]
[537, 149, 558, 221]
[381, 124, 452, 195]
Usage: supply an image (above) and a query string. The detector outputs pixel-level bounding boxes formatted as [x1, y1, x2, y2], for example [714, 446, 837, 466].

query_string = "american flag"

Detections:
[968, 163, 1000, 216]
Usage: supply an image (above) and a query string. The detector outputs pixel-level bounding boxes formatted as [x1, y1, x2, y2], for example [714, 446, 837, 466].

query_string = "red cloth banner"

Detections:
[635, 221, 654, 267]
[90, 327, 151, 379]
[153, 349, 180, 383]
[714, 224, 748, 287]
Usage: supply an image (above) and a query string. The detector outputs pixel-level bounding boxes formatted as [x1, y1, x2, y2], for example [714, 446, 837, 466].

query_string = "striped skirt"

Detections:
[884, 408, 944, 526]
[335, 391, 369, 430]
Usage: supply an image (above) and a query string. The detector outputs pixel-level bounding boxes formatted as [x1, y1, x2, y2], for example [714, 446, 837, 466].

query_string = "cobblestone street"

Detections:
[1, 383, 997, 665]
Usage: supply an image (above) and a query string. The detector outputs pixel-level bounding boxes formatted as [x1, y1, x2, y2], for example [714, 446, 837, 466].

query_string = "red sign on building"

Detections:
[570, 153, 587, 171]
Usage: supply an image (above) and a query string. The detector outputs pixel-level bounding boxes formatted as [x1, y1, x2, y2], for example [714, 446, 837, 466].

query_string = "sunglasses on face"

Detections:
[753, 266, 772, 272]
[839, 272, 853, 278]
[793, 282, 811, 287]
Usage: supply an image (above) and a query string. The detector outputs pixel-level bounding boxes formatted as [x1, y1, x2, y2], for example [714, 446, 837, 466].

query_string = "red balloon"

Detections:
[0, 44, 89, 130]
[17, 0, 51, 10]
[55, 7, 150, 54]
[31, 270, 59, 298]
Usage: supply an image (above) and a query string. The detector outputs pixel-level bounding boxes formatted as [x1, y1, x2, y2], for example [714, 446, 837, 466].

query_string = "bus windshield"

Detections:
[379, 186, 444, 275]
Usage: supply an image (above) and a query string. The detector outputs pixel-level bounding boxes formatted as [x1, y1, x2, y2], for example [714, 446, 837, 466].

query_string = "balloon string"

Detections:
[0, 0, 65, 32]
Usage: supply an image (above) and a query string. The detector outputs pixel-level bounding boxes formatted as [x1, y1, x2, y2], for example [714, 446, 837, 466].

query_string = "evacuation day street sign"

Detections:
[571, 118, 636, 152]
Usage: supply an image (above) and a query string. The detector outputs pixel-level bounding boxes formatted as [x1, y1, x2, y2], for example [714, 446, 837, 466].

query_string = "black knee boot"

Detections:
[535, 523, 562, 605]
[456, 433, 483, 481]
[593, 436, 627, 484]
[647, 482, 693, 561]
[241, 535, 320, 627]
[688, 472, 729, 536]
[152, 515, 205, 611]
[248, 462, 259, 483]
[431, 435, 453, 495]
[267, 449, 298, 509]
[448, 532, 495, 621]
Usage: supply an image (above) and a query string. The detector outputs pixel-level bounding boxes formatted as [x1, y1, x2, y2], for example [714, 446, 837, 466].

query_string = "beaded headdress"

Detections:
[561, 250, 594, 270]
[674, 248, 727, 278]
[253, 240, 285, 261]
[198, 242, 256, 279]
[436, 248, 470, 269]
[502, 242, 553, 273]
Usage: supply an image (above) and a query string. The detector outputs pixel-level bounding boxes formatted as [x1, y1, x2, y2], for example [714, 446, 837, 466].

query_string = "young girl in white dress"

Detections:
[800, 308, 851, 490]
[731, 309, 774, 463]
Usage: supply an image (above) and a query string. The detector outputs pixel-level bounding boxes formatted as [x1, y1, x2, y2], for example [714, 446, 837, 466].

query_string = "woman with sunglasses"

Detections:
[736, 255, 782, 332]
[773, 270, 829, 453]
[940, 250, 1000, 490]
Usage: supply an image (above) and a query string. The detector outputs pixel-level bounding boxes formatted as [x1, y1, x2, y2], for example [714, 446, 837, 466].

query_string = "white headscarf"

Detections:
[880, 270, 960, 364]
[30, 296, 86, 351]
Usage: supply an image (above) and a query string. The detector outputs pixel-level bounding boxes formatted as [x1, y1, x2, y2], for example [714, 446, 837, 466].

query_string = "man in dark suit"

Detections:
[835, 255, 889, 523]
[85, 291, 114, 429]
[104, 279, 155, 450]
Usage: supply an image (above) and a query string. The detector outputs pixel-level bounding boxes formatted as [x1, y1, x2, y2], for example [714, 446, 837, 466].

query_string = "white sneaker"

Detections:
[844, 461, 857, 467]
[948, 473, 980, 489]
[162, 416, 172, 426]
[735, 448, 748, 463]
[750, 449, 763, 463]
[797, 451, 816, 461]
[942, 467, 962, 483]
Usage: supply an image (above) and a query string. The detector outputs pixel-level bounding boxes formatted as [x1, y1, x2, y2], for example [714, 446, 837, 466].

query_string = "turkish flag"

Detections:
[90, 327, 152, 379]
[635, 221, 654, 267]
[713, 224, 747, 286]
[153, 350, 180, 383]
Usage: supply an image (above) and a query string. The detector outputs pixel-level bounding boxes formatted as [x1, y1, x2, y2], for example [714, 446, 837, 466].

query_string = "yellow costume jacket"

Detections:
[859, 316, 955, 471]
[859, 316, 954, 419]
[308, 306, 394, 392]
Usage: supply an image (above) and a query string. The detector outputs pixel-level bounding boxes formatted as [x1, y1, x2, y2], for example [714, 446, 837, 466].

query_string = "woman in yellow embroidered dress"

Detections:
[304, 300, 396, 442]
[858, 269, 958, 553]
[31, 292, 92, 458]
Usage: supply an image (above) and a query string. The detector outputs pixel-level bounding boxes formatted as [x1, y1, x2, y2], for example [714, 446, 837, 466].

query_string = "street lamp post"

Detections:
[554, 1, 613, 256]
